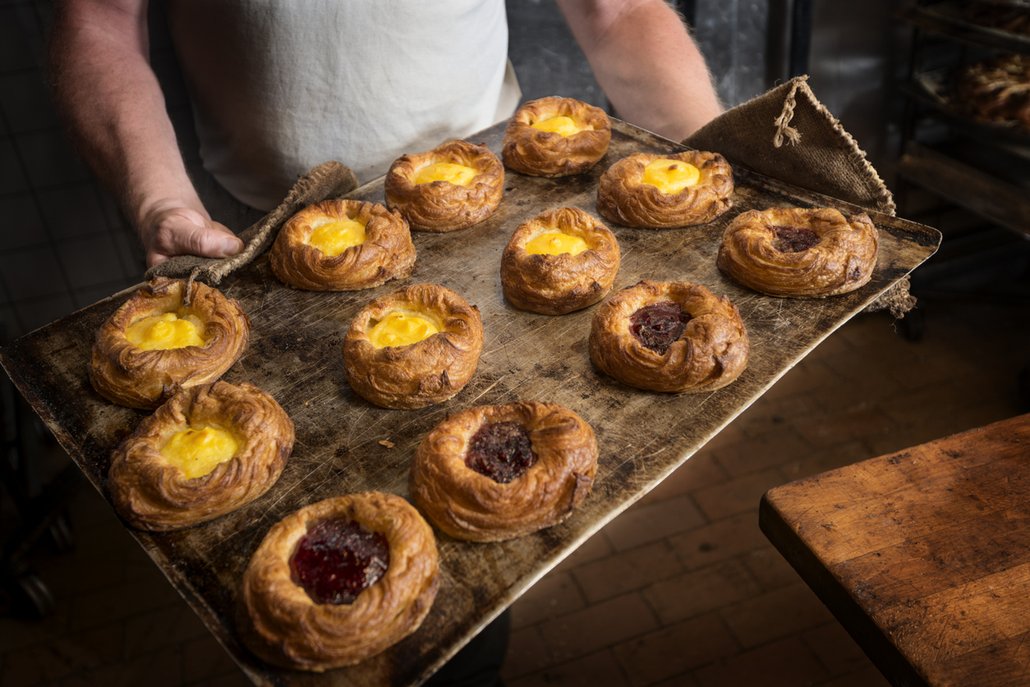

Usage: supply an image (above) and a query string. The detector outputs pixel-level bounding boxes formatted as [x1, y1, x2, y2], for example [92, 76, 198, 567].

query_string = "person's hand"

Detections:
[138, 200, 244, 268]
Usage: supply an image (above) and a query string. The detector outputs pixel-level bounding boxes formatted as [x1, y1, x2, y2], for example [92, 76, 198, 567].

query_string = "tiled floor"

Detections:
[2, 286, 1028, 686]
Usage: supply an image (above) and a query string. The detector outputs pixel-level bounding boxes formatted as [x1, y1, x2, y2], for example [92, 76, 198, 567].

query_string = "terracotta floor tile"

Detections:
[507, 649, 631, 687]
[502, 626, 552, 680]
[694, 636, 829, 687]
[668, 513, 769, 571]
[601, 494, 706, 553]
[509, 570, 585, 630]
[639, 450, 727, 504]
[642, 559, 760, 626]
[692, 468, 786, 520]
[612, 612, 738, 687]
[571, 540, 682, 604]
[711, 426, 811, 477]
[720, 583, 835, 649]
[536, 594, 658, 663]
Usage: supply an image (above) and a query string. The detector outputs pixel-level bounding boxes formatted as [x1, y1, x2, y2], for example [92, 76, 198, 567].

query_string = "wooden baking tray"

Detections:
[0, 120, 940, 686]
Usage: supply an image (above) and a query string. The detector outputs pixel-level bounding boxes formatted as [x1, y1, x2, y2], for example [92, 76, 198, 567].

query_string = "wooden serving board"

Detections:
[0, 120, 940, 686]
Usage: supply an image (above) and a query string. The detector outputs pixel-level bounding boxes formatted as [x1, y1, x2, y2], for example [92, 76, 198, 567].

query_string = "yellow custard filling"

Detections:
[160, 425, 239, 479]
[125, 312, 207, 350]
[368, 309, 441, 349]
[531, 115, 587, 137]
[307, 217, 367, 257]
[414, 162, 476, 187]
[525, 231, 588, 256]
[642, 158, 701, 194]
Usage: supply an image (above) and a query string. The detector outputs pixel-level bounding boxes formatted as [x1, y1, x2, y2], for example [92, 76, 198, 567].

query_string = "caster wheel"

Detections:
[897, 308, 925, 342]
[46, 513, 75, 554]
[9, 572, 55, 619]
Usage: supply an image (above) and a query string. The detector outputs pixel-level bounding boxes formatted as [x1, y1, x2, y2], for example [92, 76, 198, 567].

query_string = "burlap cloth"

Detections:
[149, 76, 913, 316]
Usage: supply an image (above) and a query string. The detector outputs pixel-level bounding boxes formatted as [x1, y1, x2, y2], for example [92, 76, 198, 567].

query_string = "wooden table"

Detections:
[760, 413, 1030, 687]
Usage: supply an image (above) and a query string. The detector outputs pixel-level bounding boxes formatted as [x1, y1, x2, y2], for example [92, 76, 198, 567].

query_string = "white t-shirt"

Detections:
[167, 0, 521, 210]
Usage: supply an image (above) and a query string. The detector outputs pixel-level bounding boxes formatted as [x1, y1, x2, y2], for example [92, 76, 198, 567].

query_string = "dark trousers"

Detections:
[425, 610, 510, 687]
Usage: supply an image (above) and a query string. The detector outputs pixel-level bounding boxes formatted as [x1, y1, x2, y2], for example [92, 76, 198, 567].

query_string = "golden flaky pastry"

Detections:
[501, 207, 621, 315]
[269, 199, 415, 291]
[241, 492, 439, 671]
[89, 278, 250, 409]
[590, 280, 749, 393]
[717, 207, 879, 297]
[385, 139, 504, 232]
[342, 283, 483, 409]
[502, 96, 612, 177]
[411, 402, 598, 542]
[108, 381, 294, 531]
[597, 150, 734, 228]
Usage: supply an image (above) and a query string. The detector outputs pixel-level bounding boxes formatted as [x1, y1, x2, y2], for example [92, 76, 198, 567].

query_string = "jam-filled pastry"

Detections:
[717, 207, 879, 297]
[590, 280, 749, 393]
[411, 402, 598, 542]
[385, 139, 504, 232]
[108, 381, 294, 531]
[596, 150, 734, 228]
[241, 492, 439, 671]
[501, 207, 621, 315]
[269, 199, 416, 291]
[89, 278, 250, 409]
[502, 96, 612, 177]
[342, 283, 483, 409]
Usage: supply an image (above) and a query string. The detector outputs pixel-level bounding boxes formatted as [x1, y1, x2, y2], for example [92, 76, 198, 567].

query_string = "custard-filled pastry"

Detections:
[502, 96, 612, 177]
[89, 278, 250, 409]
[108, 381, 294, 531]
[269, 199, 416, 291]
[241, 492, 439, 671]
[717, 207, 879, 297]
[411, 402, 598, 542]
[342, 283, 483, 409]
[385, 139, 504, 232]
[589, 280, 749, 393]
[597, 150, 734, 228]
[501, 207, 621, 315]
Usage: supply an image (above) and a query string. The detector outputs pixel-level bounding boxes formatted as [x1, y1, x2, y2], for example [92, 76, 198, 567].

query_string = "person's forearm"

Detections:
[50, 0, 203, 226]
[557, 0, 723, 141]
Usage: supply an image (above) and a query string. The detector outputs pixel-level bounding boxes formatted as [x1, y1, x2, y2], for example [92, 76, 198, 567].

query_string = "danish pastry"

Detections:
[501, 207, 621, 315]
[411, 402, 598, 542]
[385, 139, 504, 232]
[342, 283, 483, 409]
[269, 199, 416, 291]
[502, 96, 612, 177]
[108, 381, 294, 531]
[717, 207, 879, 297]
[597, 150, 734, 228]
[589, 280, 749, 393]
[241, 492, 439, 671]
[89, 278, 250, 409]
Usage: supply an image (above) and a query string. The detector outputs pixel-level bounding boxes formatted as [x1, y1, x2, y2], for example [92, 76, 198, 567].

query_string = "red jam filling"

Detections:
[771, 225, 820, 252]
[465, 421, 537, 484]
[289, 518, 389, 605]
[629, 301, 691, 354]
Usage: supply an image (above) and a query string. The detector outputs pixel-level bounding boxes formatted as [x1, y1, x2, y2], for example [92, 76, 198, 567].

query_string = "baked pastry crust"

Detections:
[502, 96, 612, 177]
[241, 492, 439, 671]
[411, 402, 598, 542]
[269, 199, 416, 291]
[589, 280, 749, 393]
[89, 278, 250, 409]
[108, 381, 294, 531]
[596, 150, 734, 228]
[717, 207, 879, 297]
[501, 207, 621, 315]
[384, 139, 504, 232]
[342, 283, 483, 409]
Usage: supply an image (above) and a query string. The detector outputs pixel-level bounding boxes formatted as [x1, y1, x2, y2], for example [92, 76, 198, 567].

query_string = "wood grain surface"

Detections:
[760, 413, 1030, 687]
[0, 120, 940, 686]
